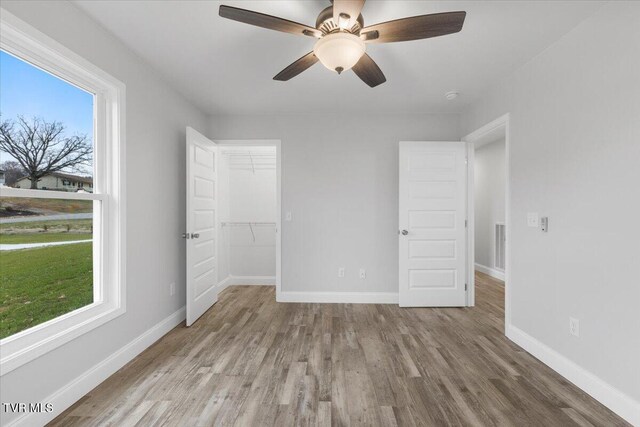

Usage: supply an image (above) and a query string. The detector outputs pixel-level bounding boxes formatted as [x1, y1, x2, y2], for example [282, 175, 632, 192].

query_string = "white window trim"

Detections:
[0, 10, 126, 375]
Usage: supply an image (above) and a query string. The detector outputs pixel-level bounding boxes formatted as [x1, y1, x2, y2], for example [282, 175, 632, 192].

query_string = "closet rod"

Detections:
[220, 221, 275, 225]
[222, 152, 276, 157]
[223, 153, 276, 156]
[220, 221, 276, 242]
[222, 150, 276, 156]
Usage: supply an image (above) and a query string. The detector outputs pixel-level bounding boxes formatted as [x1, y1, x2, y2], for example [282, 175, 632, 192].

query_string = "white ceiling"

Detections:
[74, 0, 603, 116]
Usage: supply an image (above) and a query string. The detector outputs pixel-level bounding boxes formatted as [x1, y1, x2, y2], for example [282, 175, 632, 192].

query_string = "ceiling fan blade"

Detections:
[352, 53, 386, 87]
[333, 0, 365, 29]
[361, 11, 466, 43]
[219, 5, 322, 38]
[273, 52, 319, 81]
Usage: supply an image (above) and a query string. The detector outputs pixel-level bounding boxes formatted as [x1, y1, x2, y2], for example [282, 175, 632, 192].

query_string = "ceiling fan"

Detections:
[219, 1, 466, 88]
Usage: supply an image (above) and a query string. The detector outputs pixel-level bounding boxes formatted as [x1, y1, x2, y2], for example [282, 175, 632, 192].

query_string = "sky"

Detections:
[0, 49, 94, 174]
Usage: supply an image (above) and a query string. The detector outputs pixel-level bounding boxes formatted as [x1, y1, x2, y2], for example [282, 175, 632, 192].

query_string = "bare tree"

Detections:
[0, 160, 26, 186]
[0, 116, 92, 189]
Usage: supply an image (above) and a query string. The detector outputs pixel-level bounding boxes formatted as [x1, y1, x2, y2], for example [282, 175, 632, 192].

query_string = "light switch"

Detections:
[285, 212, 292, 222]
[541, 217, 549, 232]
[527, 212, 539, 228]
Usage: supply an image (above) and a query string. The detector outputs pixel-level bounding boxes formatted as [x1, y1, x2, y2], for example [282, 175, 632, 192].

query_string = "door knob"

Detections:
[401, 230, 408, 235]
[182, 233, 200, 239]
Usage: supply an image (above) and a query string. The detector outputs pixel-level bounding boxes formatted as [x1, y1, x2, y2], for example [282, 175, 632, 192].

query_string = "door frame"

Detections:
[462, 113, 511, 327]
[215, 140, 282, 300]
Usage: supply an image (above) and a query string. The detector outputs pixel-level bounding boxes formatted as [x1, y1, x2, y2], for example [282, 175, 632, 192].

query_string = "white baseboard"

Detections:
[229, 275, 275, 285]
[278, 291, 398, 304]
[475, 263, 505, 281]
[217, 276, 234, 293]
[506, 324, 640, 426]
[218, 275, 275, 293]
[6, 307, 186, 427]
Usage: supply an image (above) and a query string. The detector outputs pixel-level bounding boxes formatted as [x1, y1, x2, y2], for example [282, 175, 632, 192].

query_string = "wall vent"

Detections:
[495, 223, 506, 271]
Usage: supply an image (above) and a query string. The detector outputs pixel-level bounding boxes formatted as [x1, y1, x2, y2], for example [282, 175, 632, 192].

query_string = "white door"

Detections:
[186, 127, 218, 326]
[399, 141, 467, 307]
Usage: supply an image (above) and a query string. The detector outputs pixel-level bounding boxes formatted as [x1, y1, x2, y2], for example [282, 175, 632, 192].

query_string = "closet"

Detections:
[217, 146, 277, 286]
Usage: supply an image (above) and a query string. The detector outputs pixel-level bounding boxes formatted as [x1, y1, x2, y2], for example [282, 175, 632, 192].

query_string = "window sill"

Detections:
[0, 302, 125, 375]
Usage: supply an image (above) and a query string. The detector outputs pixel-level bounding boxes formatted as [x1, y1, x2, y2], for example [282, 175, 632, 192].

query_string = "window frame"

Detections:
[0, 10, 126, 375]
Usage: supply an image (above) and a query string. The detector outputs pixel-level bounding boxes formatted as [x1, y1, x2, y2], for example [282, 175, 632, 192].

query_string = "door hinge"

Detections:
[465, 219, 468, 228]
[465, 283, 468, 291]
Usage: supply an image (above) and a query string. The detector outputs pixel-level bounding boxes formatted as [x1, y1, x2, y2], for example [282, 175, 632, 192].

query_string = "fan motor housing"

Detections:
[315, 6, 364, 35]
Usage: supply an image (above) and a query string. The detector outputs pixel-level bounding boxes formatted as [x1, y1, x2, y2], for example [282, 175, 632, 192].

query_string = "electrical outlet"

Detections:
[527, 212, 539, 227]
[338, 267, 345, 278]
[569, 317, 580, 337]
[359, 268, 366, 279]
[285, 212, 292, 221]
[169, 282, 176, 296]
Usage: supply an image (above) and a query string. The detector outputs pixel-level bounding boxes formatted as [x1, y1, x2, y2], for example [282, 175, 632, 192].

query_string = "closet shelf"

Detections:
[220, 221, 275, 226]
[220, 221, 276, 242]
[222, 150, 276, 174]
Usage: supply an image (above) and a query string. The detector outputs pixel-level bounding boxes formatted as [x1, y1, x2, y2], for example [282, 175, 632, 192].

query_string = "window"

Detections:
[0, 12, 125, 375]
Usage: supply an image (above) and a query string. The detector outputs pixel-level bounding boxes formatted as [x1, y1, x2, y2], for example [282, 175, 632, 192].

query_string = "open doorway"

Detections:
[185, 134, 281, 326]
[464, 114, 510, 327]
[216, 141, 281, 296]
[474, 136, 506, 280]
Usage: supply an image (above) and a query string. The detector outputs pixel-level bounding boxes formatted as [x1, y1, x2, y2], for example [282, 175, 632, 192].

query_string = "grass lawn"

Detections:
[0, 219, 92, 237]
[0, 233, 92, 244]
[0, 242, 93, 339]
[0, 197, 92, 214]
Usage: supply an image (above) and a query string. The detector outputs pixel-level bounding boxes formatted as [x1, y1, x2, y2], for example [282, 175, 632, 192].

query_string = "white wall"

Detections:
[0, 1, 209, 425]
[474, 139, 505, 269]
[462, 1, 640, 421]
[210, 113, 460, 296]
[218, 146, 277, 280]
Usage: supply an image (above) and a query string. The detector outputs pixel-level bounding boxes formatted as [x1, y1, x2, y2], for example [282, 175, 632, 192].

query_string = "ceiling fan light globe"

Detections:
[313, 32, 365, 74]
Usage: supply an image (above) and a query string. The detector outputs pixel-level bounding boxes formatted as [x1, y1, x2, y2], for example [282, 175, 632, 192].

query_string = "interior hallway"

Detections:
[50, 273, 628, 426]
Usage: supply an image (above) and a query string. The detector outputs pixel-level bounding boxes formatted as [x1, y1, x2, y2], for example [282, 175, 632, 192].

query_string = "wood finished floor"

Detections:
[50, 272, 628, 426]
